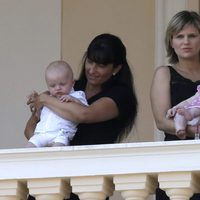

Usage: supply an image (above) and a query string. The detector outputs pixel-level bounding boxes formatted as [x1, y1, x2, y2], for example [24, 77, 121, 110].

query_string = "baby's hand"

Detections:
[166, 109, 173, 118]
[166, 107, 178, 118]
[27, 91, 39, 112]
[59, 95, 82, 104]
[27, 91, 38, 101]
[59, 95, 71, 102]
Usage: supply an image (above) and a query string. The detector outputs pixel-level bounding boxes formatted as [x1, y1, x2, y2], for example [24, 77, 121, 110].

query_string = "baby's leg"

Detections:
[177, 107, 193, 121]
[26, 142, 37, 148]
[51, 142, 65, 147]
[174, 112, 187, 139]
[52, 131, 69, 147]
[27, 134, 49, 147]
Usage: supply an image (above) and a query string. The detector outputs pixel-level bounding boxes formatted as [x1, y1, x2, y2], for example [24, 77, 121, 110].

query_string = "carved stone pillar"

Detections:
[0, 180, 28, 200]
[165, 188, 193, 200]
[158, 172, 200, 200]
[27, 178, 71, 200]
[114, 174, 157, 200]
[71, 176, 114, 200]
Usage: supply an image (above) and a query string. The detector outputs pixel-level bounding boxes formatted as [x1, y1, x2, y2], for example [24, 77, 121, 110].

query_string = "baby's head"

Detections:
[45, 60, 74, 98]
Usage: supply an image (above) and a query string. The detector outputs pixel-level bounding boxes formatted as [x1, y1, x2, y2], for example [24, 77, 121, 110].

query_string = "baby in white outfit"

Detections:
[26, 60, 88, 147]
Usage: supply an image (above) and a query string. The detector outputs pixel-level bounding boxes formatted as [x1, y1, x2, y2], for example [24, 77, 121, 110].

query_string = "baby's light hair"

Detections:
[45, 60, 73, 81]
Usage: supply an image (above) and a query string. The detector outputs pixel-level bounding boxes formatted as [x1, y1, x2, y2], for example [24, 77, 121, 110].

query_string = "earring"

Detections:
[113, 72, 116, 76]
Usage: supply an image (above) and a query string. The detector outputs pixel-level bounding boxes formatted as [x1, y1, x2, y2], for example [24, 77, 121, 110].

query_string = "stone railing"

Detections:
[0, 140, 200, 200]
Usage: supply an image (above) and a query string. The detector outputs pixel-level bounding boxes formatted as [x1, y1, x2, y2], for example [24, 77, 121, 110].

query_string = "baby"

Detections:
[26, 60, 88, 147]
[166, 85, 200, 139]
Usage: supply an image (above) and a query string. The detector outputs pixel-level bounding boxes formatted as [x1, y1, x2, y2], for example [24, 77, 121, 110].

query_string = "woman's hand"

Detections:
[186, 125, 198, 138]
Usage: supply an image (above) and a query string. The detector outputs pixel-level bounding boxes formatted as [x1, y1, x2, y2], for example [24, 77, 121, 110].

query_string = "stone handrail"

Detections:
[0, 140, 200, 200]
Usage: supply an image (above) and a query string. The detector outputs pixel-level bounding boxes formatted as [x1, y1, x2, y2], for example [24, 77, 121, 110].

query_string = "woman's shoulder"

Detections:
[104, 85, 135, 105]
[154, 65, 170, 74]
[106, 84, 130, 94]
[153, 65, 171, 80]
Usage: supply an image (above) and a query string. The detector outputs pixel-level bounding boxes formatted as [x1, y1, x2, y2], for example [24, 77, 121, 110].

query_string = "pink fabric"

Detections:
[184, 85, 200, 109]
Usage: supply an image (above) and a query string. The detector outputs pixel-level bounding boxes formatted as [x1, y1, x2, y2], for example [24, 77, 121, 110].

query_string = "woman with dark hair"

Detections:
[70, 33, 138, 144]
[25, 33, 138, 146]
[25, 33, 138, 200]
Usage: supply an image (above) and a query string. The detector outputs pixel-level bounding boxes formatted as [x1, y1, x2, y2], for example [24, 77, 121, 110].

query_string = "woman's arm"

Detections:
[29, 92, 119, 124]
[150, 66, 177, 135]
[186, 125, 197, 138]
[24, 112, 39, 140]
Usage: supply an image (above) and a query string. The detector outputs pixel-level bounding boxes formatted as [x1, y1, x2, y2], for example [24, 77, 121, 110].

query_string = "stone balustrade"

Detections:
[0, 140, 200, 200]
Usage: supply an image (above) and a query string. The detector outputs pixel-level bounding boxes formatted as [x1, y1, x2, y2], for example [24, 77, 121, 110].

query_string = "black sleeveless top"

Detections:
[165, 66, 200, 141]
[70, 80, 135, 145]
[157, 66, 200, 200]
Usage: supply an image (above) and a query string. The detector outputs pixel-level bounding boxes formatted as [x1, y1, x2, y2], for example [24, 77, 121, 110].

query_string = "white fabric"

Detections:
[29, 89, 88, 147]
[29, 129, 69, 146]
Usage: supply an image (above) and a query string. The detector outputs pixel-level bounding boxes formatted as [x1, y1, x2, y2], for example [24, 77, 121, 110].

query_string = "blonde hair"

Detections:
[45, 60, 73, 81]
[165, 10, 200, 64]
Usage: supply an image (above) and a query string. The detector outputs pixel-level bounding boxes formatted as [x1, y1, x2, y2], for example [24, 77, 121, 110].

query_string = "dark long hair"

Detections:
[78, 33, 138, 139]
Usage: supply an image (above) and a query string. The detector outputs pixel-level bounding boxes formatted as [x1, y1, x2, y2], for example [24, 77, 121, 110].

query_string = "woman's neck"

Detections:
[85, 83, 102, 99]
[175, 59, 200, 81]
[178, 58, 200, 70]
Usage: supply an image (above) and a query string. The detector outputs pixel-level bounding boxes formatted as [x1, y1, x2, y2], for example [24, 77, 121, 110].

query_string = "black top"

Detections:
[70, 80, 134, 145]
[165, 65, 200, 141]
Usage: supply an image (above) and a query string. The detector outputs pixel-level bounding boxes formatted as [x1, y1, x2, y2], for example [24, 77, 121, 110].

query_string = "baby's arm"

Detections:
[166, 106, 178, 118]
[59, 95, 84, 104]
[166, 93, 199, 119]
[166, 100, 190, 119]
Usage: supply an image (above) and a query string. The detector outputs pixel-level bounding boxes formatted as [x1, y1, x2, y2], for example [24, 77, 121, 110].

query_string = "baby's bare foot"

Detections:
[176, 129, 186, 139]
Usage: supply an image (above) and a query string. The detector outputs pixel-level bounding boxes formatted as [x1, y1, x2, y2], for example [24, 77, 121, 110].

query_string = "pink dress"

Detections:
[184, 85, 200, 109]
[180, 85, 200, 126]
